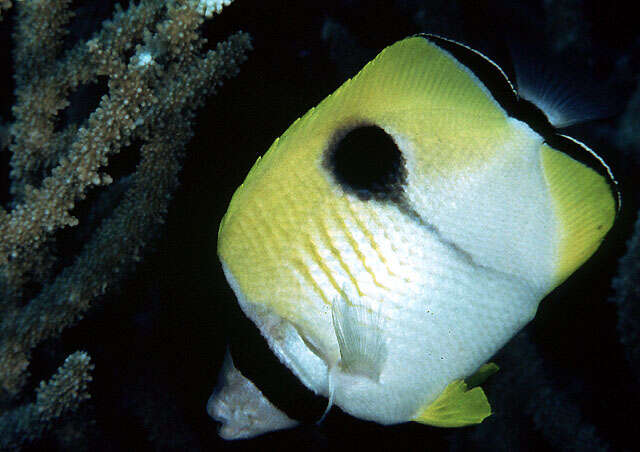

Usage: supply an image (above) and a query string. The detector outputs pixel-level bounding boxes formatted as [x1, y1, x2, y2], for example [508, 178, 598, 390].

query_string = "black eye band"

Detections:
[227, 300, 328, 424]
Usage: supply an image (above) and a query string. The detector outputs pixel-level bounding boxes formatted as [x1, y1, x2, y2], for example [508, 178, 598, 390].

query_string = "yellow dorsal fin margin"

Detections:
[323, 35, 507, 125]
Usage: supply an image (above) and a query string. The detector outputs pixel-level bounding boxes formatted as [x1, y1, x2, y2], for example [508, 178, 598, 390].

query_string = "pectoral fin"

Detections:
[331, 295, 387, 381]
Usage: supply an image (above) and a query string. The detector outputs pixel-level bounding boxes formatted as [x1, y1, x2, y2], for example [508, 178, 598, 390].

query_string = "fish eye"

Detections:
[325, 124, 407, 201]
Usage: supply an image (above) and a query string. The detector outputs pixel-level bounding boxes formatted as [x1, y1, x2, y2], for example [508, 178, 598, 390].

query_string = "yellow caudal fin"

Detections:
[412, 363, 499, 428]
[541, 140, 618, 285]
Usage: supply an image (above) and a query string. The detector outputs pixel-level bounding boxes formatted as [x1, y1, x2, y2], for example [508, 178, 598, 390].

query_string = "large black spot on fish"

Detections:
[325, 124, 407, 202]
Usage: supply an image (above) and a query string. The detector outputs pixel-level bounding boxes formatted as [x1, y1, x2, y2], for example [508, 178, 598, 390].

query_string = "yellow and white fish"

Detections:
[207, 35, 618, 440]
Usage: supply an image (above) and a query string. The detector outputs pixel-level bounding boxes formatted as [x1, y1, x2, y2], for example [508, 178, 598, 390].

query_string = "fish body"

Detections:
[209, 35, 617, 439]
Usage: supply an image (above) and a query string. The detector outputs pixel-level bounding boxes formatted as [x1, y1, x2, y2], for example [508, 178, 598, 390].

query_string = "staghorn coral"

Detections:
[0, 0, 250, 449]
[0, 351, 94, 450]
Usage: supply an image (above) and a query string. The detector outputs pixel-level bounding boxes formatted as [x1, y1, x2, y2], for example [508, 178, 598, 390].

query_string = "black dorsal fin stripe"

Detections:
[419, 34, 557, 142]
[420, 34, 521, 117]
[547, 133, 621, 213]
[420, 34, 620, 213]
[422, 33, 517, 98]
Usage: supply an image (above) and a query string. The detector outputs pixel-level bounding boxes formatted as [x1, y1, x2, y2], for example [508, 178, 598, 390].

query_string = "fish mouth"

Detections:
[207, 350, 299, 440]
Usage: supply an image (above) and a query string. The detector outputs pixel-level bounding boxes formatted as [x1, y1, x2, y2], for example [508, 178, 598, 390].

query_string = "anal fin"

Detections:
[412, 362, 499, 428]
[465, 362, 500, 388]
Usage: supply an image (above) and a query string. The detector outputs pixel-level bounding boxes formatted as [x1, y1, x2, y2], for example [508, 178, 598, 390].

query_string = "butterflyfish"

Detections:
[207, 35, 619, 440]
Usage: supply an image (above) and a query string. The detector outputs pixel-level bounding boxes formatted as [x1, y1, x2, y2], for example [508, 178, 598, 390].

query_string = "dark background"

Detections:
[1, 0, 639, 450]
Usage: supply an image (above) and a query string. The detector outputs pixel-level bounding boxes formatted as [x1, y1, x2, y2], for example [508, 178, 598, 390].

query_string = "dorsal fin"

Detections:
[422, 34, 518, 103]
[509, 40, 621, 128]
